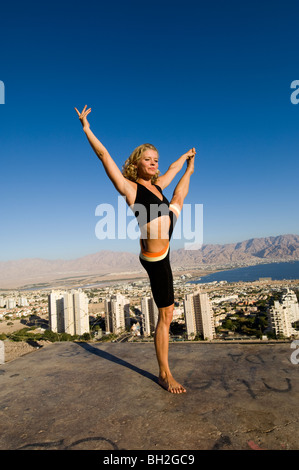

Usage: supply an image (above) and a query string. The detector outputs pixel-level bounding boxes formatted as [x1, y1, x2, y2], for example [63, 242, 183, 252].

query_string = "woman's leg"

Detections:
[140, 158, 195, 393]
[169, 156, 194, 211]
[154, 158, 195, 393]
[154, 304, 186, 393]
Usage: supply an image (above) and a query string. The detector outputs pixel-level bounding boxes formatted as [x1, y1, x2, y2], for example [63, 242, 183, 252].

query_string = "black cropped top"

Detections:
[132, 183, 170, 227]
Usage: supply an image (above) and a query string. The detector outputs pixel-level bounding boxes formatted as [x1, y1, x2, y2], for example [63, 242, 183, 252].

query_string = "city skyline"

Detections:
[1, 0, 299, 261]
[2, 277, 299, 341]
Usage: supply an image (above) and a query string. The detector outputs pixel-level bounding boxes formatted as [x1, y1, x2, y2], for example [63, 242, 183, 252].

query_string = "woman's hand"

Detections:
[74, 105, 91, 131]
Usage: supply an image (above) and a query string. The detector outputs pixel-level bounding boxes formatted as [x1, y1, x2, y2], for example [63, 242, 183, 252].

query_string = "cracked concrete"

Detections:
[0, 341, 298, 450]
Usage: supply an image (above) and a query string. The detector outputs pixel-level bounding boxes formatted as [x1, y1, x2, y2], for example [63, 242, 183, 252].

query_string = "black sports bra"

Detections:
[132, 182, 170, 227]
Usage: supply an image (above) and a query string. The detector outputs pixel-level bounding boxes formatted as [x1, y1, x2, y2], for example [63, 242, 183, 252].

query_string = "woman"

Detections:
[75, 105, 196, 394]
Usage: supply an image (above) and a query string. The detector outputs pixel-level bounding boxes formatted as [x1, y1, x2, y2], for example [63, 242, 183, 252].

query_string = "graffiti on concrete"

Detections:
[184, 350, 295, 400]
[17, 436, 119, 450]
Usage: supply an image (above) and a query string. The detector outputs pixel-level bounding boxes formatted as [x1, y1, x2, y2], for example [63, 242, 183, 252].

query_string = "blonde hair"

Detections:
[122, 143, 160, 184]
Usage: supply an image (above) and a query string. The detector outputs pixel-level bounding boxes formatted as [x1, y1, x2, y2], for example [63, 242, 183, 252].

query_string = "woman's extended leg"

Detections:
[169, 155, 194, 212]
[154, 157, 195, 393]
[154, 304, 186, 393]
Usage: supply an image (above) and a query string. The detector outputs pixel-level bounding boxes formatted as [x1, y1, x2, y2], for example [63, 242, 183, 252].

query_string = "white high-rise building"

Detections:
[268, 288, 299, 338]
[183, 294, 197, 339]
[49, 291, 64, 332]
[141, 296, 159, 336]
[18, 297, 28, 307]
[6, 298, 16, 309]
[63, 291, 75, 335]
[183, 289, 215, 340]
[73, 289, 90, 335]
[282, 289, 299, 324]
[48, 289, 89, 335]
[105, 293, 130, 334]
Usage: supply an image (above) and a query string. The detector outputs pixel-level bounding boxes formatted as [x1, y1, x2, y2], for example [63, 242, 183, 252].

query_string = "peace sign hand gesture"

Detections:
[74, 105, 91, 131]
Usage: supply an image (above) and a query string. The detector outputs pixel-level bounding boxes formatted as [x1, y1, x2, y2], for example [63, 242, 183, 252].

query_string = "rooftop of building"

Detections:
[1, 341, 299, 451]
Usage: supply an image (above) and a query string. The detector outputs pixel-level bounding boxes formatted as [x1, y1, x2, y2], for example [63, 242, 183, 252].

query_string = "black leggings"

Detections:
[139, 249, 174, 308]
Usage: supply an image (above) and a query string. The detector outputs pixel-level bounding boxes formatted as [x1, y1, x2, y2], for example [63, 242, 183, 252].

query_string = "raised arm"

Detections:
[75, 106, 133, 198]
[156, 148, 196, 190]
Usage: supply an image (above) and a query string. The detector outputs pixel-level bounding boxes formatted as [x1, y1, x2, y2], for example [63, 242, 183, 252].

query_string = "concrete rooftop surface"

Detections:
[0, 341, 298, 451]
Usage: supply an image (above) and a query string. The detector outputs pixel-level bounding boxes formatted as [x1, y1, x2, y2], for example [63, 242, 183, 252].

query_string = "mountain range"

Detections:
[1, 234, 299, 289]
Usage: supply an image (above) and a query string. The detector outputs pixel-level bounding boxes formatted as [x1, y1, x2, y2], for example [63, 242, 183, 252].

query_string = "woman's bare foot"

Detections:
[158, 372, 186, 394]
[186, 155, 195, 173]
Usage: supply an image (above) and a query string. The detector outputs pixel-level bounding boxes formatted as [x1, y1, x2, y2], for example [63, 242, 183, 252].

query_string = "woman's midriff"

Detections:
[140, 215, 171, 253]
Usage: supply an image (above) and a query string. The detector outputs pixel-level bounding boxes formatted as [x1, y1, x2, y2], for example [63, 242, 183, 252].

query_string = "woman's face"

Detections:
[136, 149, 159, 179]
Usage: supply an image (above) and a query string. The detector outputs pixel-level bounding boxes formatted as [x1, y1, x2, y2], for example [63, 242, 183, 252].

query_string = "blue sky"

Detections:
[0, 0, 299, 261]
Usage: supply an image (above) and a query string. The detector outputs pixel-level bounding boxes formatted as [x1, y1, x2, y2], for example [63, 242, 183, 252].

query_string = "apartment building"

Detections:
[48, 289, 89, 335]
[105, 293, 130, 335]
[268, 288, 299, 338]
[183, 289, 215, 340]
[140, 296, 159, 336]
